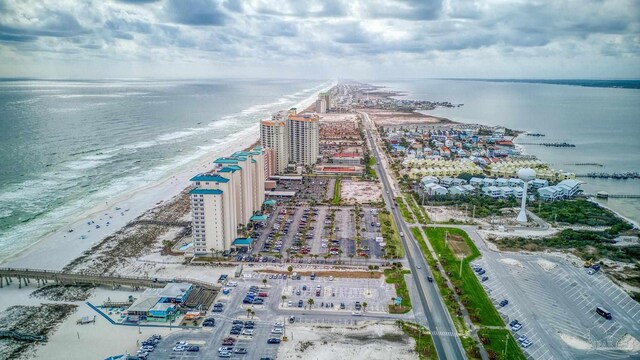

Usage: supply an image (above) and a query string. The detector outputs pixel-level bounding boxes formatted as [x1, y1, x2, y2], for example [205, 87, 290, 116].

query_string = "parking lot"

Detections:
[145, 270, 400, 359]
[247, 272, 396, 314]
[472, 253, 640, 360]
[251, 205, 386, 263]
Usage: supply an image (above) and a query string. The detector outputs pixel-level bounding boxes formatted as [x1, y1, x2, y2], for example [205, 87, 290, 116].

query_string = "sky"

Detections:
[0, 0, 638, 79]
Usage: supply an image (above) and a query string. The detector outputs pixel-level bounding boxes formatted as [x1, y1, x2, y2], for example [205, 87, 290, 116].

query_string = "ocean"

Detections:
[0, 78, 330, 261]
[375, 79, 640, 223]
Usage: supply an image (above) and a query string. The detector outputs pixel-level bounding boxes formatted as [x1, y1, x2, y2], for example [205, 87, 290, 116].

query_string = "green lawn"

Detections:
[379, 210, 405, 258]
[405, 193, 429, 223]
[332, 178, 341, 205]
[411, 227, 467, 334]
[397, 321, 437, 360]
[478, 329, 526, 360]
[396, 196, 416, 223]
[384, 268, 412, 313]
[424, 227, 504, 327]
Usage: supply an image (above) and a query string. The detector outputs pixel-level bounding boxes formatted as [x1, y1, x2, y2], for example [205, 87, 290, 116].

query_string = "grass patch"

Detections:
[396, 196, 416, 223]
[424, 227, 503, 326]
[397, 321, 437, 360]
[379, 210, 405, 258]
[332, 178, 341, 205]
[384, 268, 412, 313]
[410, 228, 466, 334]
[460, 336, 482, 360]
[492, 229, 640, 263]
[405, 193, 429, 223]
[478, 328, 526, 360]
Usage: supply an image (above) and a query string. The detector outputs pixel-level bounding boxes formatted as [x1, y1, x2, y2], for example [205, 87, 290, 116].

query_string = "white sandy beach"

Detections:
[0, 128, 260, 270]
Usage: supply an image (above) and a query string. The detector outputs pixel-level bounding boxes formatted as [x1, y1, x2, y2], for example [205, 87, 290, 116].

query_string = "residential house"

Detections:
[452, 178, 468, 186]
[424, 183, 448, 196]
[538, 186, 563, 201]
[482, 178, 496, 188]
[531, 179, 549, 189]
[483, 186, 502, 198]
[495, 178, 509, 187]
[499, 186, 514, 198]
[556, 179, 582, 198]
[449, 186, 468, 196]
[508, 178, 524, 188]
[469, 177, 484, 188]
[441, 177, 455, 186]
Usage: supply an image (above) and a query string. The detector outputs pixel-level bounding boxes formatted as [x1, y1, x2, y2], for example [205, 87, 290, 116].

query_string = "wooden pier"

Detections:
[0, 268, 220, 292]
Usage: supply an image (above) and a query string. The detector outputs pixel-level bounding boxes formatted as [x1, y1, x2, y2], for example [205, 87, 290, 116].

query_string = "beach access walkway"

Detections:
[0, 267, 220, 292]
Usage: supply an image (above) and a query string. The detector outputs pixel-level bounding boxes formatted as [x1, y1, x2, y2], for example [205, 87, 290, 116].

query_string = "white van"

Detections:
[228, 281, 238, 287]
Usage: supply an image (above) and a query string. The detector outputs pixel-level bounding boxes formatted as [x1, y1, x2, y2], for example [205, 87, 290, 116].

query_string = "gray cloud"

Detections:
[165, 0, 228, 26]
[0, 0, 637, 78]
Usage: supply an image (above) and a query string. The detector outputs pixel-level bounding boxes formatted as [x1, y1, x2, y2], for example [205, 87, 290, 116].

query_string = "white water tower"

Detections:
[517, 168, 536, 223]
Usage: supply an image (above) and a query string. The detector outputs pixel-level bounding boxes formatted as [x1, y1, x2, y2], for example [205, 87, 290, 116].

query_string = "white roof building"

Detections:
[424, 183, 448, 196]
[483, 186, 502, 198]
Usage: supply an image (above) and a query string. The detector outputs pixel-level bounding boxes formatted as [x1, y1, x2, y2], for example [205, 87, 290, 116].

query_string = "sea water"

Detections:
[376, 79, 640, 223]
[0, 78, 330, 260]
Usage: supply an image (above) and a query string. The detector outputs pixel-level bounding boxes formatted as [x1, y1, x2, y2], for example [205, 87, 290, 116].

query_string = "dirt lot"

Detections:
[341, 180, 382, 204]
[277, 321, 417, 360]
[362, 109, 452, 126]
[447, 234, 471, 257]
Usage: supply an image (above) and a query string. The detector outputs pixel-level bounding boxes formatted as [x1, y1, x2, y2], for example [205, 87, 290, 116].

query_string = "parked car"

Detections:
[289, 316, 296, 323]
[509, 320, 519, 327]
[242, 329, 254, 336]
[517, 335, 528, 343]
[477, 269, 486, 275]
[218, 350, 232, 357]
[298, 300, 304, 307]
[187, 346, 200, 352]
[499, 299, 509, 307]
[267, 338, 281, 344]
[521, 340, 533, 348]
[234, 348, 248, 354]
[512, 323, 522, 332]
[481, 276, 489, 282]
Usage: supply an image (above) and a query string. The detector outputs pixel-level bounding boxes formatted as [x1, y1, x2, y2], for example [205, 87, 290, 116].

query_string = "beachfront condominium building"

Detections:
[287, 113, 320, 167]
[190, 148, 265, 253]
[315, 98, 327, 113]
[260, 113, 289, 174]
[318, 92, 331, 111]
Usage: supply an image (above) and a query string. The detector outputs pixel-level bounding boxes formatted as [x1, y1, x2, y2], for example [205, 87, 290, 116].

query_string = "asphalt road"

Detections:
[359, 110, 467, 360]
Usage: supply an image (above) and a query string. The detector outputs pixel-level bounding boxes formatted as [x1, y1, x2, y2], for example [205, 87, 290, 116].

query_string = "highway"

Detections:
[359, 110, 467, 360]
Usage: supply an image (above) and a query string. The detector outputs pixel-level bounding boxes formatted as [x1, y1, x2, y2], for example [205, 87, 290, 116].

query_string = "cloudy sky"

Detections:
[0, 0, 638, 79]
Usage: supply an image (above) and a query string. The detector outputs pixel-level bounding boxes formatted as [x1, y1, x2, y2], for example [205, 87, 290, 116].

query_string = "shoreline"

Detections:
[0, 81, 334, 271]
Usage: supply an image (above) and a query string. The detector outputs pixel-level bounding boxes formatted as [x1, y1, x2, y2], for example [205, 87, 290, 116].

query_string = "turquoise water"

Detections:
[0, 78, 330, 259]
[377, 79, 640, 222]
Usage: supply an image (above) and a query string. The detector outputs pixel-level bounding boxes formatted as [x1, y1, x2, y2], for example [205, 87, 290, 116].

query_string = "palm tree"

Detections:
[362, 302, 368, 313]
[287, 265, 293, 276]
[307, 298, 314, 309]
[349, 254, 354, 265]
[262, 278, 267, 288]
[281, 295, 287, 306]
[246, 308, 251, 318]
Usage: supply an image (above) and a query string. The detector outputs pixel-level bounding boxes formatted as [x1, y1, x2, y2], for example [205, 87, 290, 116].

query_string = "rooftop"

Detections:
[190, 174, 230, 183]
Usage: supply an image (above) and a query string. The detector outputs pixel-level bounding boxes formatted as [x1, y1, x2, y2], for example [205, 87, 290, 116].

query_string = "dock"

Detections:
[0, 268, 220, 292]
